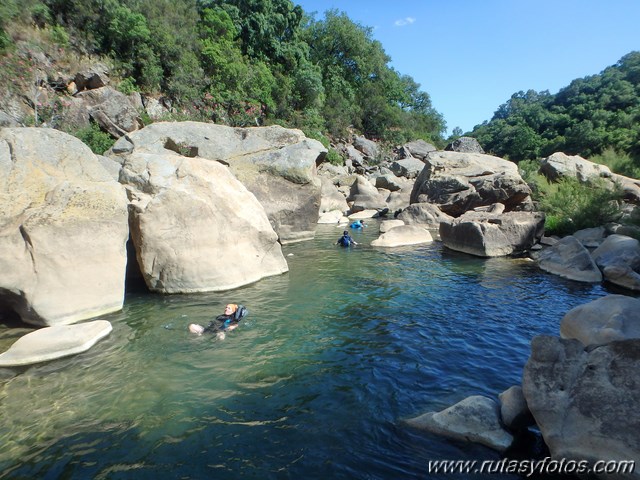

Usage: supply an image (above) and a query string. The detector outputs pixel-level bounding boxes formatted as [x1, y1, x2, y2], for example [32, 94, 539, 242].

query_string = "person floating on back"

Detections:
[336, 230, 358, 247]
[350, 219, 366, 229]
[188, 303, 248, 340]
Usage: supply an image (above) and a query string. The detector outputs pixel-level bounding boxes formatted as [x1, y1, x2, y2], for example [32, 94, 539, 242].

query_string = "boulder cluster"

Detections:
[1, 65, 640, 477]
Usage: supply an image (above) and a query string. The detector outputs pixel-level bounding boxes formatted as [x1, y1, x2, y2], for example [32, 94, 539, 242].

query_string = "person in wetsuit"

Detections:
[188, 304, 245, 340]
[336, 230, 358, 247]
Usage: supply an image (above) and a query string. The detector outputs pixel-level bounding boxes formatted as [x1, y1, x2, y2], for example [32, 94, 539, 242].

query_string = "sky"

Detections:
[294, 0, 640, 135]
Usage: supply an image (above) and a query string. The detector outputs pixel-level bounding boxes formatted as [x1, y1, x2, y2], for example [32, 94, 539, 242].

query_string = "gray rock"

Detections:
[347, 175, 388, 212]
[498, 385, 534, 431]
[403, 139, 437, 159]
[371, 225, 433, 247]
[439, 211, 545, 257]
[523, 336, 640, 475]
[389, 157, 425, 179]
[76, 86, 142, 137]
[573, 226, 607, 248]
[353, 136, 379, 159]
[397, 203, 453, 230]
[405, 395, 513, 452]
[74, 63, 110, 91]
[560, 294, 640, 346]
[539, 152, 612, 183]
[0, 128, 129, 326]
[111, 122, 326, 244]
[592, 234, 640, 291]
[0, 320, 112, 366]
[119, 149, 289, 293]
[534, 235, 603, 283]
[410, 151, 531, 216]
[445, 136, 485, 153]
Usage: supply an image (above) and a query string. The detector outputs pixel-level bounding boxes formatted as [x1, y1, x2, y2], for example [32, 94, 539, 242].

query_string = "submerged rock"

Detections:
[0, 320, 112, 366]
[405, 395, 513, 452]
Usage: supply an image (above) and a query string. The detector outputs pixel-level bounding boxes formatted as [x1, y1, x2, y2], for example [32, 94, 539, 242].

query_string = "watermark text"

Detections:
[428, 457, 636, 477]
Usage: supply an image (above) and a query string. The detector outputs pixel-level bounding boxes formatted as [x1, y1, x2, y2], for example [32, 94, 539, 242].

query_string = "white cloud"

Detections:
[394, 17, 416, 27]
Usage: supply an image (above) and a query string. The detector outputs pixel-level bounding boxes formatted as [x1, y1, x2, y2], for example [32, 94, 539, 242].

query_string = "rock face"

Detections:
[439, 211, 545, 257]
[523, 336, 640, 473]
[534, 235, 603, 282]
[117, 146, 289, 294]
[110, 121, 325, 244]
[410, 151, 531, 216]
[591, 234, 640, 291]
[0, 320, 112, 366]
[404, 395, 513, 452]
[560, 295, 640, 346]
[0, 128, 129, 326]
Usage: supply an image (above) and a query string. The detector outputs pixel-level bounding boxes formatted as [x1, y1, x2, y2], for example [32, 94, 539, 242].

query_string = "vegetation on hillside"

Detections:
[471, 52, 640, 170]
[1, 0, 638, 238]
[0, 0, 447, 148]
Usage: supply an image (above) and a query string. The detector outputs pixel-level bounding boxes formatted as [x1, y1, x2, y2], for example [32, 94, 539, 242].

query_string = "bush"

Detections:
[325, 148, 343, 166]
[117, 77, 137, 95]
[591, 147, 640, 179]
[537, 177, 623, 236]
[73, 123, 115, 155]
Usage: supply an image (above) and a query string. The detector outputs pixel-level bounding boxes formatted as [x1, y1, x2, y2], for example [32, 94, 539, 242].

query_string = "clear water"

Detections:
[0, 223, 621, 479]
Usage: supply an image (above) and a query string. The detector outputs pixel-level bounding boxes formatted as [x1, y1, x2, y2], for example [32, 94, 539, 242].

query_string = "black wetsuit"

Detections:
[202, 314, 240, 333]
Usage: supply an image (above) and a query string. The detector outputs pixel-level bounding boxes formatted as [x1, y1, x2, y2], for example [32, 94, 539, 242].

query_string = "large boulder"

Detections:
[539, 152, 612, 183]
[117, 150, 289, 294]
[110, 122, 326, 244]
[560, 295, 640, 347]
[0, 128, 129, 326]
[404, 395, 513, 452]
[439, 211, 545, 257]
[591, 234, 640, 291]
[523, 336, 640, 475]
[410, 151, 531, 216]
[533, 235, 603, 283]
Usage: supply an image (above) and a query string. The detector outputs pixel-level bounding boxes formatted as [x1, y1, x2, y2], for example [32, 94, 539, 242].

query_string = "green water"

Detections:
[0, 223, 614, 479]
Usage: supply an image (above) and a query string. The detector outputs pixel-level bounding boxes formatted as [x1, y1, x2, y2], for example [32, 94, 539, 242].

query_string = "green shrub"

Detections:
[49, 25, 69, 47]
[0, 27, 10, 52]
[73, 123, 115, 155]
[117, 77, 137, 95]
[326, 148, 343, 166]
[538, 177, 623, 236]
[591, 147, 640, 179]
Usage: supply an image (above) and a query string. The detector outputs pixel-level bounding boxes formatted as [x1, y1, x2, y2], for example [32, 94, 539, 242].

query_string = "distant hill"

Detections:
[470, 51, 640, 165]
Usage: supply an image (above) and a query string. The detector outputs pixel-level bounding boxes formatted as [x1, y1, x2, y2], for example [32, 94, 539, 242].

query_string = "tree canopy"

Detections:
[471, 52, 640, 165]
[1, 0, 446, 144]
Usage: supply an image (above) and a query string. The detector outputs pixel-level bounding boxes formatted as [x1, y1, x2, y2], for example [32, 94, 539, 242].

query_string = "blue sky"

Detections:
[294, 0, 640, 135]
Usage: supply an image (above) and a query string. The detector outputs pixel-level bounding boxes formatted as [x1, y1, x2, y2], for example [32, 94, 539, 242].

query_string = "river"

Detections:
[0, 222, 616, 479]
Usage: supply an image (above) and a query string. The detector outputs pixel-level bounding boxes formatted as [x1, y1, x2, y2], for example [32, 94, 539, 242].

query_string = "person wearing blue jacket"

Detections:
[350, 219, 366, 229]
